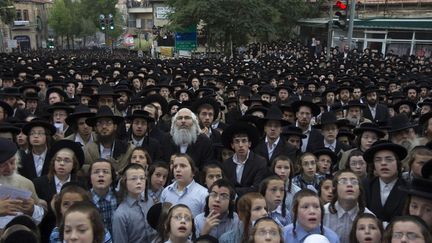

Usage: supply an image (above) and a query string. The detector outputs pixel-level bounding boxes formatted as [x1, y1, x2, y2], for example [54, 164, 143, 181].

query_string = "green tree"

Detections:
[48, 0, 72, 48]
[0, 0, 15, 25]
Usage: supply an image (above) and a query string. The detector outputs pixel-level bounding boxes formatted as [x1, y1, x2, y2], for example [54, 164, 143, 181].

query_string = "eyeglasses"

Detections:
[209, 191, 230, 201]
[349, 160, 365, 166]
[172, 214, 192, 222]
[256, 229, 279, 237]
[302, 161, 316, 167]
[91, 169, 110, 175]
[127, 176, 146, 182]
[338, 178, 360, 185]
[30, 132, 46, 136]
[392, 232, 422, 240]
[96, 120, 114, 126]
[55, 157, 73, 164]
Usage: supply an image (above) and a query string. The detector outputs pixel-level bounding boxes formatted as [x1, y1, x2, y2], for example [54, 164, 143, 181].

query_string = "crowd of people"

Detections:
[0, 41, 431, 243]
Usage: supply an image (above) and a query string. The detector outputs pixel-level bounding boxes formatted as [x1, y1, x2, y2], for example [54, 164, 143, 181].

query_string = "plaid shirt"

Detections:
[92, 188, 118, 233]
[292, 173, 325, 192]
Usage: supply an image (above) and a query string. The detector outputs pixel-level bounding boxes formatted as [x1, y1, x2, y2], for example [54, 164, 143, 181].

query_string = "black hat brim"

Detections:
[85, 116, 124, 127]
[399, 178, 432, 200]
[65, 112, 96, 126]
[363, 142, 407, 164]
[221, 122, 260, 149]
[291, 100, 321, 117]
[46, 140, 85, 169]
[22, 121, 57, 136]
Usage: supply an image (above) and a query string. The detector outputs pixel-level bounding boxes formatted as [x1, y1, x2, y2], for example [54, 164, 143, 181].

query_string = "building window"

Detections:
[16, 10, 22, 21]
[146, 19, 153, 30]
[23, 10, 29, 21]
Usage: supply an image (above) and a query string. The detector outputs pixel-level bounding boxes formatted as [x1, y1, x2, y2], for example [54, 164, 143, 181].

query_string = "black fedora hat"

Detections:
[399, 177, 432, 200]
[0, 122, 21, 134]
[291, 98, 320, 117]
[174, 89, 195, 100]
[363, 85, 380, 95]
[343, 100, 366, 109]
[23, 92, 40, 101]
[45, 87, 68, 100]
[85, 106, 124, 127]
[65, 105, 95, 126]
[259, 104, 291, 126]
[125, 110, 155, 123]
[314, 148, 338, 164]
[282, 125, 306, 138]
[421, 159, 432, 179]
[337, 129, 356, 141]
[363, 140, 407, 164]
[393, 100, 417, 113]
[0, 87, 21, 97]
[245, 105, 268, 117]
[0, 100, 13, 117]
[22, 118, 56, 136]
[419, 112, 432, 128]
[313, 112, 343, 129]
[191, 96, 220, 117]
[243, 94, 271, 108]
[143, 94, 169, 115]
[221, 122, 260, 149]
[45, 102, 74, 114]
[388, 113, 416, 133]
[0, 138, 17, 163]
[353, 122, 386, 138]
[92, 84, 121, 99]
[46, 139, 85, 169]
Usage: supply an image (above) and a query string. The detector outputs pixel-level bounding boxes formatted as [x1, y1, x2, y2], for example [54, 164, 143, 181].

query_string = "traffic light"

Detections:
[108, 14, 114, 30]
[334, 1, 347, 30]
[99, 14, 106, 31]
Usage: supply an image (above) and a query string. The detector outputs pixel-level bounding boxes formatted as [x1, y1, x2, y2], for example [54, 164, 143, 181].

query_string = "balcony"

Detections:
[127, 0, 152, 13]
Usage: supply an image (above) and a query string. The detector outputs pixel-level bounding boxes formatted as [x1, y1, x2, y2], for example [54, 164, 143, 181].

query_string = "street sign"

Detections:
[175, 26, 197, 51]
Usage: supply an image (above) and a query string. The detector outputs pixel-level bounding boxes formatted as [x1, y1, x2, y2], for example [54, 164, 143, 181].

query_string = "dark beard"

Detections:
[98, 134, 115, 144]
[116, 102, 128, 111]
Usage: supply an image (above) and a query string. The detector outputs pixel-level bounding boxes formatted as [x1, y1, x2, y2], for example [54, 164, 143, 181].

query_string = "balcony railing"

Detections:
[127, 0, 151, 8]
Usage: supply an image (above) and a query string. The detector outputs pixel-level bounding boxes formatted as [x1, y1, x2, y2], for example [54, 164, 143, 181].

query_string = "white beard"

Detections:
[172, 128, 198, 146]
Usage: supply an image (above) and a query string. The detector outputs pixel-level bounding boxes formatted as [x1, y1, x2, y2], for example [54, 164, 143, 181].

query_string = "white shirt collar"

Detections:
[335, 201, 359, 220]
[232, 150, 250, 165]
[379, 178, 397, 191]
[54, 175, 71, 193]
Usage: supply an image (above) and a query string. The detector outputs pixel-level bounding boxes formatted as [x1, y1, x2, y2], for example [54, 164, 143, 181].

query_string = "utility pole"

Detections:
[327, 1, 334, 61]
[347, 0, 356, 50]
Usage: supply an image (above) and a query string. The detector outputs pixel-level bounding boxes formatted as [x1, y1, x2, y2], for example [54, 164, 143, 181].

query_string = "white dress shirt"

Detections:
[232, 151, 250, 184]
[32, 148, 48, 177]
[379, 178, 397, 206]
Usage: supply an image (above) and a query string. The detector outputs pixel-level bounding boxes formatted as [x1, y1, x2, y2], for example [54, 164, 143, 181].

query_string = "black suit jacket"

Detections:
[19, 150, 51, 181]
[363, 177, 407, 223]
[209, 128, 222, 145]
[221, 151, 268, 197]
[363, 104, 389, 123]
[254, 138, 297, 166]
[305, 129, 324, 153]
[307, 139, 350, 156]
[162, 134, 213, 169]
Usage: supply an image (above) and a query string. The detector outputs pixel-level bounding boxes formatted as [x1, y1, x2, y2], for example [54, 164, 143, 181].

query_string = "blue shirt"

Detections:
[112, 195, 156, 243]
[218, 223, 244, 243]
[91, 188, 118, 233]
[194, 212, 240, 239]
[283, 222, 340, 243]
[161, 180, 208, 217]
[49, 226, 112, 243]
[269, 205, 292, 227]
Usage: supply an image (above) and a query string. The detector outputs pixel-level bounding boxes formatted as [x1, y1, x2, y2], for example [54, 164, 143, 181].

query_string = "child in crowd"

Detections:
[324, 170, 373, 243]
[250, 217, 284, 243]
[345, 150, 368, 180]
[318, 178, 333, 204]
[129, 147, 152, 170]
[219, 192, 268, 243]
[271, 155, 301, 211]
[148, 162, 169, 204]
[382, 215, 432, 243]
[60, 201, 105, 243]
[161, 153, 208, 217]
[163, 204, 196, 243]
[200, 163, 224, 188]
[283, 189, 340, 243]
[112, 163, 155, 242]
[194, 179, 239, 238]
[259, 176, 291, 227]
[349, 213, 383, 243]
[292, 153, 325, 192]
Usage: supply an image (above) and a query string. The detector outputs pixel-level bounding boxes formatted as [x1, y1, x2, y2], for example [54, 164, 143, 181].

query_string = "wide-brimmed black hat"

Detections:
[23, 92, 40, 101]
[45, 102, 74, 114]
[85, 106, 124, 127]
[143, 94, 168, 115]
[46, 140, 85, 169]
[244, 94, 271, 108]
[114, 84, 133, 96]
[291, 99, 320, 117]
[0, 138, 17, 163]
[363, 85, 380, 95]
[22, 118, 56, 136]
[45, 87, 68, 100]
[0, 100, 13, 117]
[363, 140, 407, 164]
[237, 85, 252, 97]
[399, 177, 432, 200]
[421, 159, 432, 179]
[393, 100, 417, 113]
[259, 105, 291, 126]
[245, 105, 268, 117]
[418, 98, 432, 108]
[337, 129, 356, 141]
[344, 100, 366, 109]
[314, 148, 338, 164]
[126, 110, 155, 123]
[282, 125, 306, 138]
[353, 122, 386, 138]
[313, 112, 343, 129]
[92, 84, 121, 99]
[65, 105, 95, 126]
[174, 89, 195, 100]
[388, 113, 416, 133]
[0, 87, 21, 97]
[221, 122, 260, 149]
[419, 112, 432, 127]
[0, 122, 21, 134]
[191, 97, 220, 116]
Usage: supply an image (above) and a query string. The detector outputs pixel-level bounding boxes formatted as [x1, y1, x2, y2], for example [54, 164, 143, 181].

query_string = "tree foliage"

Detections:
[167, 0, 323, 53]
[0, 0, 15, 25]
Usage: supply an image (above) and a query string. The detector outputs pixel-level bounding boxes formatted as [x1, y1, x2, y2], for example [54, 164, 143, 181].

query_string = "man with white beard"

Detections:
[0, 138, 46, 227]
[162, 108, 213, 169]
[345, 100, 371, 127]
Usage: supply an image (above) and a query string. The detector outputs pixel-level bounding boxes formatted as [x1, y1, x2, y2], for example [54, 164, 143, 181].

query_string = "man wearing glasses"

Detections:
[83, 105, 134, 174]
